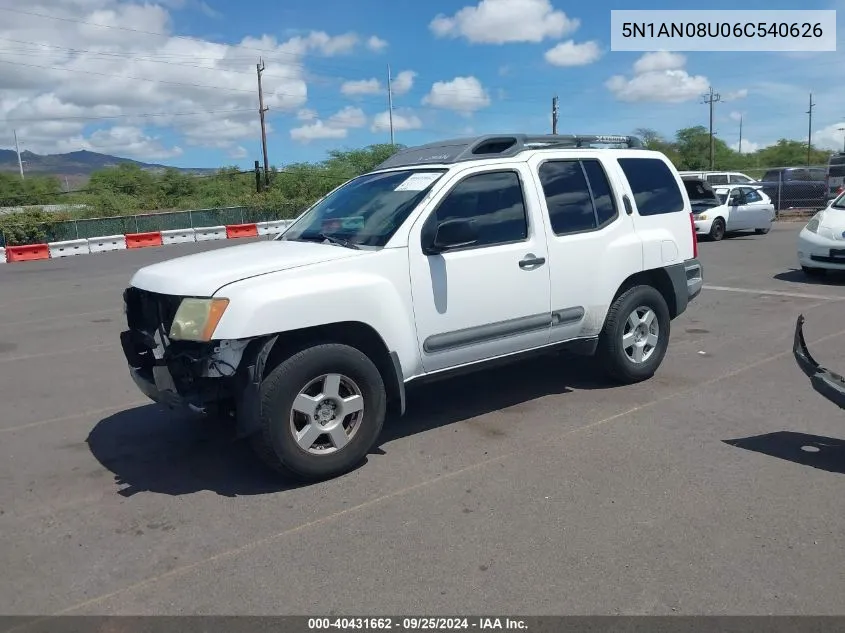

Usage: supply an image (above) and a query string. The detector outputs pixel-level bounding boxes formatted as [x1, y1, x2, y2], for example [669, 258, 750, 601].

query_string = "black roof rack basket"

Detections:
[375, 133, 643, 170]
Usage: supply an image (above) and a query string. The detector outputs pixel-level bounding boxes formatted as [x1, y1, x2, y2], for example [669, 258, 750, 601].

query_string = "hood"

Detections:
[129, 239, 366, 296]
[690, 199, 721, 213]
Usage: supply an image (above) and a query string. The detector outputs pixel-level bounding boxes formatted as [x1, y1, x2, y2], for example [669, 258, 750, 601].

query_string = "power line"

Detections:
[807, 92, 815, 166]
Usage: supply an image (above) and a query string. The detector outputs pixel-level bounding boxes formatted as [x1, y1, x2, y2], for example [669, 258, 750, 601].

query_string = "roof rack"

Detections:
[374, 133, 644, 170]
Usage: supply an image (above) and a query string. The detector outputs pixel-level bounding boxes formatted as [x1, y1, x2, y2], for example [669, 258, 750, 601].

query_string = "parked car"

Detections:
[793, 314, 845, 409]
[684, 177, 774, 241]
[758, 167, 828, 211]
[679, 170, 761, 187]
[120, 133, 703, 481]
[825, 152, 845, 202]
[796, 190, 845, 276]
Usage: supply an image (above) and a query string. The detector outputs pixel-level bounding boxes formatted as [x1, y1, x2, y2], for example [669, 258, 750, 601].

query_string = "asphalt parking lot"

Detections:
[2, 223, 845, 616]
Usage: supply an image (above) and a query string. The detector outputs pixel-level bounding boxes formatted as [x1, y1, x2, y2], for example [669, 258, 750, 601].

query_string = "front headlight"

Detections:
[169, 298, 229, 341]
[698, 214, 708, 220]
[805, 213, 821, 234]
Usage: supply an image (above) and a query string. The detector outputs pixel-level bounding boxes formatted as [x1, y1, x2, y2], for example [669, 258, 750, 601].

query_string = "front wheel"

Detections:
[709, 218, 726, 241]
[596, 285, 671, 384]
[755, 227, 770, 235]
[251, 343, 387, 482]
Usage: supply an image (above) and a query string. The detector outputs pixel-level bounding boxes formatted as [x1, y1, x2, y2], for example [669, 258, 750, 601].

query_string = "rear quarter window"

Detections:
[617, 157, 685, 216]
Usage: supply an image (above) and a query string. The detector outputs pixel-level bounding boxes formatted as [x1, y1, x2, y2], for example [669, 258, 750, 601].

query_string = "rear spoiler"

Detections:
[793, 314, 845, 409]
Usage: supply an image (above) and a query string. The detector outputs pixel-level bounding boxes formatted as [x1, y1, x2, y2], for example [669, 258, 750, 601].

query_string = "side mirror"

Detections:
[423, 218, 478, 254]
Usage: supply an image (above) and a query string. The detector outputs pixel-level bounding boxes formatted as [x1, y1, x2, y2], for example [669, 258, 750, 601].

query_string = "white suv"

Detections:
[120, 134, 703, 481]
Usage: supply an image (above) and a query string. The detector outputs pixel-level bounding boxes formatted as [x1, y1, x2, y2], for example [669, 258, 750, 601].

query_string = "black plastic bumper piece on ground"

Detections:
[793, 314, 845, 410]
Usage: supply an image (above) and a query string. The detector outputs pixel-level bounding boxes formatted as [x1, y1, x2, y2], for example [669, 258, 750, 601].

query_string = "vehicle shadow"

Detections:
[87, 351, 615, 497]
[723, 431, 845, 475]
[774, 269, 845, 286]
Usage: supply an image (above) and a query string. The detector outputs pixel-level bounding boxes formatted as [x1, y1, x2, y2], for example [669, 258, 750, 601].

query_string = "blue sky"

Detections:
[1, 0, 843, 168]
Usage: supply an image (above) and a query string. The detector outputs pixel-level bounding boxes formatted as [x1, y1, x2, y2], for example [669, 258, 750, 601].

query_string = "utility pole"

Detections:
[552, 96, 559, 134]
[738, 114, 743, 155]
[256, 58, 270, 190]
[702, 87, 721, 170]
[14, 129, 24, 180]
[806, 92, 815, 166]
[387, 64, 395, 145]
[838, 127, 845, 153]
[254, 160, 261, 193]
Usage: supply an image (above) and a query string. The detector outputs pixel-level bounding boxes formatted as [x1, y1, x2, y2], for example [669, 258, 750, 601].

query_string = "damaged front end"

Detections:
[119, 287, 272, 437]
[793, 314, 845, 409]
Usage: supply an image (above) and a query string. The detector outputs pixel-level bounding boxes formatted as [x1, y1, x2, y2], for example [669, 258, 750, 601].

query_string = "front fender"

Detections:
[210, 252, 419, 378]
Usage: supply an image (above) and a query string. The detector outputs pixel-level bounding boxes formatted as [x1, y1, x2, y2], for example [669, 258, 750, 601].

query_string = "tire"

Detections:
[755, 228, 770, 235]
[250, 343, 387, 482]
[709, 218, 726, 241]
[596, 285, 671, 384]
[802, 265, 827, 278]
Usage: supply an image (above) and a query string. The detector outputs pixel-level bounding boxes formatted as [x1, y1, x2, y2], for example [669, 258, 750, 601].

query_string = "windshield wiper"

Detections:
[318, 233, 359, 249]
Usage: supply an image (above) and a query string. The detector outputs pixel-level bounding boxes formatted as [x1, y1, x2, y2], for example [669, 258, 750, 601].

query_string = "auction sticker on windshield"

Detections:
[394, 172, 442, 192]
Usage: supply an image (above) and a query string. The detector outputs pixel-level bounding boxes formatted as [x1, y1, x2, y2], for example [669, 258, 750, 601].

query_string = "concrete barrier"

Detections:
[162, 228, 196, 245]
[257, 220, 293, 236]
[88, 235, 127, 253]
[226, 223, 259, 239]
[0, 247, 5, 263]
[194, 225, 227, 242]
[6, 244, 50, 262]
[48, 238, 91, 258]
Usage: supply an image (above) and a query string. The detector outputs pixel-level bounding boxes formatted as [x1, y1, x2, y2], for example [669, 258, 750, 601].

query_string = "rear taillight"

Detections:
[689, 212, 698, 258]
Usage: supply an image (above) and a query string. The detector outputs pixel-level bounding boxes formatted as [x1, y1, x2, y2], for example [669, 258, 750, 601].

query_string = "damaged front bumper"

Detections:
[793, 314, 845, 409]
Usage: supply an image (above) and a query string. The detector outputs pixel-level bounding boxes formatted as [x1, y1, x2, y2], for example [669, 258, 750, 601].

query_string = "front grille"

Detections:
[124, 286, 183, 336]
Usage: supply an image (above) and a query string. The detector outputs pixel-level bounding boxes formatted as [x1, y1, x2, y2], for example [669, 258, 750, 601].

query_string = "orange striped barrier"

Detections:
[6, 244, 50, 262]
[225, 223, 259, 239]
[125, 231, 163, 249]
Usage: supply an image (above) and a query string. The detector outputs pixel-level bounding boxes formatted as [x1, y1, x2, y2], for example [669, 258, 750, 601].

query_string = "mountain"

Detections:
[0, 149, 219, 189]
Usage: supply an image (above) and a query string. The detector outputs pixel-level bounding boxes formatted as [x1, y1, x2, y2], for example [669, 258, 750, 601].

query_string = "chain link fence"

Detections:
[740, 165, 831, 212]
[0, 203, 306, 247]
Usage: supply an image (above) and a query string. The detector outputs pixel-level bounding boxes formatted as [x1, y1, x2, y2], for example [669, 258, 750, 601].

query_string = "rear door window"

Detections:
[617, 158, 685, 216]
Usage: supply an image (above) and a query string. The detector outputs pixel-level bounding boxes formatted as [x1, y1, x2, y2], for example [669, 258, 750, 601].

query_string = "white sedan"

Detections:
[797, 191, 845, 276]
[692, 184, 775, 241]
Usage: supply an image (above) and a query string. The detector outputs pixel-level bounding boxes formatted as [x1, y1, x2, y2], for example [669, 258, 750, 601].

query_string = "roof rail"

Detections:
[374, 133, 644, 170]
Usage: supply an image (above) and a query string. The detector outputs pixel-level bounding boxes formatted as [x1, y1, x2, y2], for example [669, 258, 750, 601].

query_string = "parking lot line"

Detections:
[30, 322, 845, 619]
[0, 344, 117, 364]
[704, 285, 845, 301]
[0, 401, 149, 435]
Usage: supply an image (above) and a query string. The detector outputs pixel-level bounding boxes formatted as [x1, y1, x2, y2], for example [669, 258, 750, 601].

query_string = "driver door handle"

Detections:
[519, 254, 546, 268]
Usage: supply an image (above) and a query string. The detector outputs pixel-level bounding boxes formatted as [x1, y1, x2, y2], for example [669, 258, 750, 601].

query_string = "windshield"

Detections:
[716, 193, 727, 204]
[832, 191, 845, 209]
[280, 168, 447, 248]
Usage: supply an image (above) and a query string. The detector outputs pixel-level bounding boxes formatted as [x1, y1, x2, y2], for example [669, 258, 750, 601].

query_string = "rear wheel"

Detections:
[596, 285, 671, 384]
[709, 218, 726, 241]
[802, 265, 827, 277]
[250, 343, 387, 481]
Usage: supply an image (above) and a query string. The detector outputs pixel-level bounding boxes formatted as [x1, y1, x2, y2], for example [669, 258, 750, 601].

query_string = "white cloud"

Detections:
[289, 106, 367, 144]
[730, 140, 761, 154]
[815, 122, 845, 151]
[297, 108, 318, 121]
[729, 111, 744, 122]
[422, 76, 490, 114]
[56, 126, 182, 160]
[605, 52, 710, 103]
[327, 106, 366, 129]
[392, 70, 416, 95]
[367, 35, 388, 52]
[0, 0, 366, 160]
[290, 120, 348, 143]
[228, 145, 247, 159]
[724, 89, 748, 101]
[341, 78, 383, 96]
[430, 0, 579, 44]
[633, 51, 686, 74]
[544, 40, 602, 67]
[371, 109, 423, 133]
